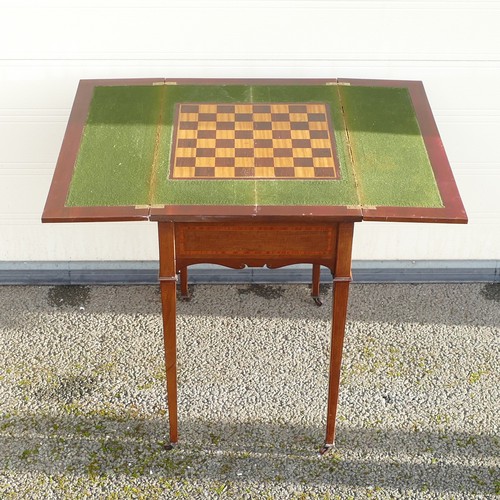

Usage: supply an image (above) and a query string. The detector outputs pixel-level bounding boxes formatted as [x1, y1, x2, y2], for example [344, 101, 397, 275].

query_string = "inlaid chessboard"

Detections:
[170, 103, 339, 179]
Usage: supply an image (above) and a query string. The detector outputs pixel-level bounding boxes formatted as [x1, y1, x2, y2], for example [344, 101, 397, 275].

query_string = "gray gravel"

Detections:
[0, 283, 499, 499]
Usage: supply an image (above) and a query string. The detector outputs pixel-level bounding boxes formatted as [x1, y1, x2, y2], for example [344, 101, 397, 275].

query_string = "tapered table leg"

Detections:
[158, 222, 178, 447]
[311, 263, 322, 306]
[179, 266, 189, 300]
[322, 222, 354, 453]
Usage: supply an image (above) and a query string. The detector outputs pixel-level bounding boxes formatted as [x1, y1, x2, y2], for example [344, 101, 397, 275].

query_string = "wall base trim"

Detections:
[0, 261, 498, 285]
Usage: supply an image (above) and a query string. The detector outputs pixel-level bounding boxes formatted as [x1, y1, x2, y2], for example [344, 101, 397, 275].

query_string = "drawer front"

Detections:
[175, 222, 337, 260]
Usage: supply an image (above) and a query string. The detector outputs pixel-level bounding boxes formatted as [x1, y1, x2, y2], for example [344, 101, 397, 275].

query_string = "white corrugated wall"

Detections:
[0, 1, 498, 272]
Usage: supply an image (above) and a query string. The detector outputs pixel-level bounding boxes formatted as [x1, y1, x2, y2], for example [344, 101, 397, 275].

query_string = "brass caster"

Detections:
[318, 443, 334, 456]
[313, 296, 323, 307]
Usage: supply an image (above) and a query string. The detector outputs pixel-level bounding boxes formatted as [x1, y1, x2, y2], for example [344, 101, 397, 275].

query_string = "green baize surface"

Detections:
[66, 84, 443, 209]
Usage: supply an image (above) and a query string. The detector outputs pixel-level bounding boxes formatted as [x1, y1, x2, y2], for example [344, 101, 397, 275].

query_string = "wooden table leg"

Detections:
[322, 222, 354, 454]
[158, 222, 178, 448]
[311, 263, 322, 306]
[179, 266, 190, 300]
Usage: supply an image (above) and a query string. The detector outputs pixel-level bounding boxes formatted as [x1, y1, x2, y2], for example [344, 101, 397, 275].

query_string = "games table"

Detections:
[42, 78, 467, 453]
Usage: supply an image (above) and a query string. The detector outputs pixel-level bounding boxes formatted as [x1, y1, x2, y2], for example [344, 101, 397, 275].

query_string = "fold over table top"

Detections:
[42, 78, 467, 224]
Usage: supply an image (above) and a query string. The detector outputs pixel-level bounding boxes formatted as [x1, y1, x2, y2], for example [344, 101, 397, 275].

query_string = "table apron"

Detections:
[174, 222, 338, 270]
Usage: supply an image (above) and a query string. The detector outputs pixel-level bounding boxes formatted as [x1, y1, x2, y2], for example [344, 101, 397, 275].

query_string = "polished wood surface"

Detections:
[175, 222, 337, 265]
[159, 219, 352, 449]
[158, 222, 178, 445]
[324, 222, 354, 449]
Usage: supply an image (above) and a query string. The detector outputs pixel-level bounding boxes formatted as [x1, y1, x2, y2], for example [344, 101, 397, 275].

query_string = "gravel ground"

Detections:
[0, 283, 498, 499]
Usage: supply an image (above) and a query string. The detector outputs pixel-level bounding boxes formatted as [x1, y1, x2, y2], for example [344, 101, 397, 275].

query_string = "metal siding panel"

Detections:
[0, 1, 498, 263]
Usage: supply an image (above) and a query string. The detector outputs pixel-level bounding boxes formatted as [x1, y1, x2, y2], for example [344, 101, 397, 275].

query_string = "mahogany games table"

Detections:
[42, 78, 467, 453]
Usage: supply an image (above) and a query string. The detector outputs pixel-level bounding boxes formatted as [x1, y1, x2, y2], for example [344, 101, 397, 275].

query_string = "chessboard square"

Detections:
[274, 167, 295, 177]
[198, 113, 217, 121]
[254, 138, 273, 148]
[235, 148, 254, 157]
[272, 138, 293, 149]
[216, 121, 235, 130]
[176, 147, 196, 157]
[307, 112, 327, 122]
[196, 147, 216, 157]
[177, 138, 198, 148]
[272, 130, 291, 139]
[312, 148, 332, 157]
[215, 139, 235, 148]
[235, 121, 254, 131]
[292, 147, 313, 157]
[196, 137, 217, 148]
[254, 166, 275, 177]
[198, 104, 218, 113]
[235, 113, 253, 121]
[194, 166, 215, 177]
[215, 129, 233, 138]
[290, 122, 309, 130]
[290, 129, 311, 139]
[312, 157, 335, 168]
[254, 121, 272, 130]
[292, 138, 312, 148]
[234, 156, 254, 168]
[198, 121, 217, 130]
[198, 130, 217, 139]
[271, 113, 290, 122]
[216, 112, 235, 122]
[253, 113, 271, 122]
[179, 112, 199, 122]
[253, 104, 271, 113]
[195, 157, 216, 168]
[306, 103, 326, 113]
[255, 157, 274, 168]
[272, 121, 291, 131]
[235, 130, 253, 139]
[310, 138, 331, 149]
[181, 104, 200, 113]
[254, 147, 274, 158]
[274, 148, 293, 157]
[235, 104, 253, 113]
[270, 104, 289, 113]
[214, 166, 235, 177]
[294, 166, 316, 178]
[217, 104, 235, 113]
[309, 121, 328, 131]
[289, 112, 308, 122]
[273, 157, 294, 168]
[309, 130, 329, 139]
[174, 167, 196, 178]
[288, 104, 308, 113]
[215, 157, 235, 167]
[314, 167, 336, 178]
[234, 167, 255, 177]
[254, 129, 273, 139]
[175, 157, 196, 167]
[178, 129, 197, 139]
[293, 157, 314, 168]
[179, 121, 198, 130]
[215, 147, 236, 158]
[235, 138, 254, 148]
